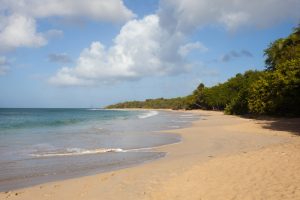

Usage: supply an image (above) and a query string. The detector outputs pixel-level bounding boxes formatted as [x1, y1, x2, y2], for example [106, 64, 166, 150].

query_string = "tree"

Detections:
[265, 24, 300, 71]
[107, 25, 300, 116]
[249, 59, 300, 115]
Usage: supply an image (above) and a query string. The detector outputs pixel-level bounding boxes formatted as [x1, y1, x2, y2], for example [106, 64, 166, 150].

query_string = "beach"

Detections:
[1, 110, 300, 200]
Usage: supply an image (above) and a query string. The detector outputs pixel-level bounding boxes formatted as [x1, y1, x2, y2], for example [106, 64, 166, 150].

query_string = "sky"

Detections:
[0, 0, 300, 108]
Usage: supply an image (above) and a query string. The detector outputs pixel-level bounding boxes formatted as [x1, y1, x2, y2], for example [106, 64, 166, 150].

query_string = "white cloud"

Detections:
[0, 14, 46, 52]
[1, 0, 134, 23]
[0, 0, 134, 52]
[49, 67, 94, 86]
[49, 15, 199, 86]
[49, 0, 300, 86]
[159, 0, 300, 32]
[179, 42, 208, 57]
[0, 56, 9, 75]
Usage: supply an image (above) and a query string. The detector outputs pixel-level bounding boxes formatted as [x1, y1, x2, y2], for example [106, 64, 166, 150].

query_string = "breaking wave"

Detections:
[30, 147, 153, 157]
[138, 111, 159, 119]
[87, 108, 103, 111]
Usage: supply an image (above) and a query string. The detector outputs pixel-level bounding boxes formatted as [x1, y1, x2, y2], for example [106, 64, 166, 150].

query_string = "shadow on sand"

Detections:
[243, 116, 300, 136]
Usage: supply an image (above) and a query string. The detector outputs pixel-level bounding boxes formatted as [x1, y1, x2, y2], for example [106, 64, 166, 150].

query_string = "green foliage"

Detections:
[224, 70, 263, 114]
[249, 59, 300, 115]
[249, 24, 300, 116]
[106, 97, 190, 110]
[265, 25, 300, 70]
[107, 25, 300, 116]
[186, 70, 263, 114]
[185, 83, 206, 109]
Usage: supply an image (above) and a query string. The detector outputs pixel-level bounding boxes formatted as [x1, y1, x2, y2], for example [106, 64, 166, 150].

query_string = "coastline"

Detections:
[1, 110, 300, 200]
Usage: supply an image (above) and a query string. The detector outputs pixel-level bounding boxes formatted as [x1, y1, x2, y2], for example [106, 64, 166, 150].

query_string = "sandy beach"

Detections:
[1, 110, 300, 200]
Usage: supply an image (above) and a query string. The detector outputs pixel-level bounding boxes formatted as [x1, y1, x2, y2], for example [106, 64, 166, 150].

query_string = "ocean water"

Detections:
[0, 108, 199, 191]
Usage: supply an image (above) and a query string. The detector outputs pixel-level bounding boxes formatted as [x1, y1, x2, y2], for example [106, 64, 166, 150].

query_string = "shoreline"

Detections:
[1, 110, 300, 200]
[0, 109, 188, 192]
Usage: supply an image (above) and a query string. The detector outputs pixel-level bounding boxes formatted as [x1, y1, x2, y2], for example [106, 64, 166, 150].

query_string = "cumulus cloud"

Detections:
[49, 15, 198, 86]
[48, 53, 72, 64]
[0, 14, 47, 52]
[221, 50, 253, 62]
[0, 0, 134, 23]
[0, 0, 134, 52]
[159, 0, 300, 32]
[49, 0, 300, 86]
[0, 56, 9, 75]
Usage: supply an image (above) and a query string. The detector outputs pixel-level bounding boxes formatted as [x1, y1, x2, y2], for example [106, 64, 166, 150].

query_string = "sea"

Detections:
[0, 108, 199, 191]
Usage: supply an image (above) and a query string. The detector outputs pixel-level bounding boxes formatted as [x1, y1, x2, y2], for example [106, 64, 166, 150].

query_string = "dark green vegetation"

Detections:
[107, 25, 300, 116]
[106, 97, 188, 110]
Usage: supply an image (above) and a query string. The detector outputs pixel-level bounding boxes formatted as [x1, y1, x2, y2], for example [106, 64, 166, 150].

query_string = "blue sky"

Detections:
[0, 0, 299, 108]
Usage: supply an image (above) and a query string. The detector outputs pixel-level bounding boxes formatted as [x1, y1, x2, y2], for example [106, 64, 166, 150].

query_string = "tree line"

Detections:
[107, 25, 300, 116]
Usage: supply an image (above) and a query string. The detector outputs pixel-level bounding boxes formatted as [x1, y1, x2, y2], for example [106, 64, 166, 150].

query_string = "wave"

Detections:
[87, 108, 104, 111]
[30, 147, 153, 157]
[31, 148, 125, 157]
[138, 111, 159, 119]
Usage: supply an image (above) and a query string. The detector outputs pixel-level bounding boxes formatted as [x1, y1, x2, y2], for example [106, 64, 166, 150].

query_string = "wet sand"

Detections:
[1, 110, 300, 200]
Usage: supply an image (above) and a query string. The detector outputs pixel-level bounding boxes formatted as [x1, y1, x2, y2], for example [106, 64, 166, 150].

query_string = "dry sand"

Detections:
[1, 110, 300, 200]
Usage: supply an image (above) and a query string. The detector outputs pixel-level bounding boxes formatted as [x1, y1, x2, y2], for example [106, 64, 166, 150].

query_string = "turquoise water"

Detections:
[0, 108, 199, 191]
[0, 108, 134, 130]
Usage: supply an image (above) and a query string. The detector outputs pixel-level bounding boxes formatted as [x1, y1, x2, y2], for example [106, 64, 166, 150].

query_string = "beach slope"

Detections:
[1, 110, 300, 200]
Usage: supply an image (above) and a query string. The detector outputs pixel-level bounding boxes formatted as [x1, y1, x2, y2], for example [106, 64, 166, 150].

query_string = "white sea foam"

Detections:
[87, 108, 103, 111]
[31, 148, 125, 157]
[30, 146, 154, 157]
[180, 114, 194, 117]
[138, 111, 159, 119]
[125, 147, 153, 152]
